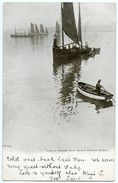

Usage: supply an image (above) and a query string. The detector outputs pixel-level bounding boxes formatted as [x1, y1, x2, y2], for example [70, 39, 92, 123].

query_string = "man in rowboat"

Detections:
[96, 79, 104, 94]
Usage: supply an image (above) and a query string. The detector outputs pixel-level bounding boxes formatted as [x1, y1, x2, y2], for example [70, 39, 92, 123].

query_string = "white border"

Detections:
[0, 0, 117, 183]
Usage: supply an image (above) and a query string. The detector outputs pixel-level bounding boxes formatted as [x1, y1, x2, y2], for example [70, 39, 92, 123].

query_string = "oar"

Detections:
[101, 86, 107, 92]
[111, 98, 116, 104]
[102, 86, 115, 104]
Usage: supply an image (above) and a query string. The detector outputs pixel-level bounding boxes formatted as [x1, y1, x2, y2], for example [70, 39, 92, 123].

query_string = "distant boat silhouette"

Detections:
[45, 27, 48, 34]
[11, 23, 48, 38]
[10, 27, 30, 38]
[29, 22, 39, 37]
[35, 24, 40, 34]
[39, 24, 48, 35]
[54, 21, 61, 46]
[55, 21, 60, 36]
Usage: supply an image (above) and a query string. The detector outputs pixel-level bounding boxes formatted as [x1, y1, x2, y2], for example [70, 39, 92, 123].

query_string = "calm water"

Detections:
[3, 30, 115, 152]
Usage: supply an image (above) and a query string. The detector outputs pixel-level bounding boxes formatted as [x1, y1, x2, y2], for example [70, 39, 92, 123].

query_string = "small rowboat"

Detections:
[77, 82, 113, 101]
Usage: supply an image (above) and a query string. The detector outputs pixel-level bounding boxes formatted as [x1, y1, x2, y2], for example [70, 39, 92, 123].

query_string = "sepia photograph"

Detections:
[3, 2, 116, 181]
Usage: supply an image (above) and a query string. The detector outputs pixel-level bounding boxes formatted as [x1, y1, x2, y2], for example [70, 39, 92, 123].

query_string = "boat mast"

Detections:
[78, 3, 82, 48]
[61, 3, 64, 48]
[15, 26, 16, 35]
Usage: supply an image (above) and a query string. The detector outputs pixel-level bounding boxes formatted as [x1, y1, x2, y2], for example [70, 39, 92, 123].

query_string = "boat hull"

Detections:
[53, 47, 77, 60]
[77, 86, 105, 100]
[53, 46, 100, 61]
[29, 33, 39, 37]
[77, 82, 113, 101]
[11, 34, 30, 38]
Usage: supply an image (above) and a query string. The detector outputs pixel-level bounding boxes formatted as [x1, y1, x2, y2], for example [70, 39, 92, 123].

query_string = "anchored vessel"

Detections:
[54, 21, 61, 48]
[45, 28, 48, 34]
[10, 27, 30, 38]
[55, 21, 60, 36]
[53, 3, 100, 60]
[40, 24, 48, 35]
[11, 23, 48, 38]
[29, 23, 39, 37]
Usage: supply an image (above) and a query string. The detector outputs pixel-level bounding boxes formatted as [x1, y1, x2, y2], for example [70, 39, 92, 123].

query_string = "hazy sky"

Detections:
[3, 2, 116, 32]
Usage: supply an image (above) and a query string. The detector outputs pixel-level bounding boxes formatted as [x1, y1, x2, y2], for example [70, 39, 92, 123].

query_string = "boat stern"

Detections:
[105, 94, 113, 101]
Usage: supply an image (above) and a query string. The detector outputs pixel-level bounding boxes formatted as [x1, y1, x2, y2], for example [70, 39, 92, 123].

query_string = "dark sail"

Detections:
[40, 24, 45, 33]
[53, 2, 100, 60]
[78, 3, 82, 45]
[35, 24, 39, 33]
[30, 23, 35, 33]
[45, 28, 48, 34]
[55, 21, 60, 44]
[62, 3, 78, 43]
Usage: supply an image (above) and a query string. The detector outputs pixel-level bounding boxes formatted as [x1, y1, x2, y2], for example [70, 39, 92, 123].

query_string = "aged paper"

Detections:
[3, 2, 116, 181]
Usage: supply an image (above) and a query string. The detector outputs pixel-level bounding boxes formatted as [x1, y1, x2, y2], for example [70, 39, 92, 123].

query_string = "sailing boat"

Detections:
[30, 23, 35, 36]
[10, 26, 30, 38]
[45, 28, 48, 34]
[29, 23, 39, 37]
[53, 3, 100, 60]
[35, 24, 40, 34]
[40, 24, 45, 35]
[54, 21, 61, 47]
[55, 21, 60, 36]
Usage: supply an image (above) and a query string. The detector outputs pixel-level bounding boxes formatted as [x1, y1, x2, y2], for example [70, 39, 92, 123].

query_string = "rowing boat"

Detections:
[77, 82, 113, 101]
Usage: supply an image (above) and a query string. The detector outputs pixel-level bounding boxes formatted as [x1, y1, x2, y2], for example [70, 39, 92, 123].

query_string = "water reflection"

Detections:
[30, 36, 47, 50]
[53, 58, 81, 120]
[53, 57, 113, 119]
[11, 35, 47, 51]
[77, 92, 113, 112]
[30, 37, 40, 45]
[12, 36, 30, 45]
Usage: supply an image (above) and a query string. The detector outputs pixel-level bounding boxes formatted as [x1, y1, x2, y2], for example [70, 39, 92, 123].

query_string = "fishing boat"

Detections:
[11, 33, 30, 38]
[10, 27, 30, 38]
[54, 21, 61, 47]
[77, 82, 113, 101]
[45, 28, 48, 34]
[29, 23, 39, 37]
[35, 24, 40, 34]
[55, 21, 60, 36]
[53, 3, 100, 60]
[39, 24, 46, 35]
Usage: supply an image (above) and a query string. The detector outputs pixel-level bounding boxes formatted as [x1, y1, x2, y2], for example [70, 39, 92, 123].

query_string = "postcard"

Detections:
[3, 2, 116, 181]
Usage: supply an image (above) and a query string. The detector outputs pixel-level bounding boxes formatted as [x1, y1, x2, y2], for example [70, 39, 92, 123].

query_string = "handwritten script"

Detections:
[3, 150, 115, 181]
